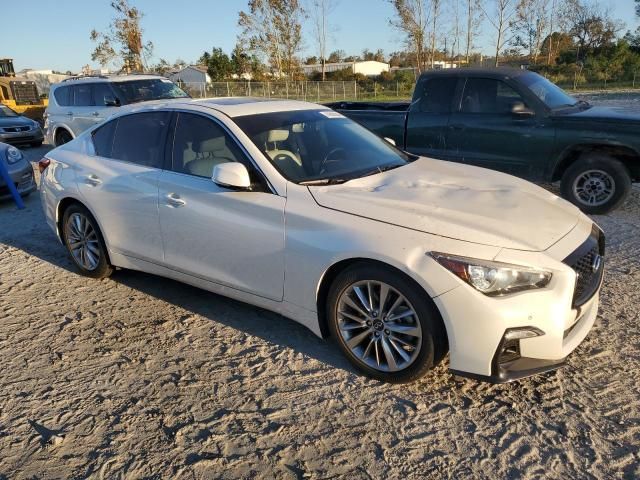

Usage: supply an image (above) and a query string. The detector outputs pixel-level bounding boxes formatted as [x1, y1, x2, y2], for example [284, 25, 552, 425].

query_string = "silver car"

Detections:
[44, 74, 189, 146]
[0, 143, 36, 201]
[0, 105, 44, 147]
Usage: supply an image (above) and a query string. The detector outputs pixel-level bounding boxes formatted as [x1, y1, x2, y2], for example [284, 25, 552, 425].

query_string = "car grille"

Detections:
[563, 226, 605, 307]
[1, 126, 31, 133]
[10, 81, 40, 105]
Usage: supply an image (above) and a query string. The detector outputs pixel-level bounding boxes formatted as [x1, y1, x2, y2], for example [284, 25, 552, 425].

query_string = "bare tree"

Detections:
[481, 0, 519, 67]
[310, 0, 338, 80]
[464, 0, 482, 65]
[90, 0, 153, 72]
[428, 0, 443, 68]
[238, 0, 305, 78]
[448, 0, 463, 62]
[389, 0, 430, 72]
[512, 0, 550, 64]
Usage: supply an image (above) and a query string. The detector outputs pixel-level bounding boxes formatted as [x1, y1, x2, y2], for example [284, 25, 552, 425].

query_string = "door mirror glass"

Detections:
[384, 137, 396, 146]
[104, 96, 120, 107]
[511, 101, 534, 117]
[212, 163, 251, 190]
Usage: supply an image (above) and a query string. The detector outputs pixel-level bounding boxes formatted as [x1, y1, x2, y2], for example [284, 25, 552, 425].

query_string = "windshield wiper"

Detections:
[576, 99, 591, 109]
[358, 163, 404, 178]
[299, 177, 351, 186]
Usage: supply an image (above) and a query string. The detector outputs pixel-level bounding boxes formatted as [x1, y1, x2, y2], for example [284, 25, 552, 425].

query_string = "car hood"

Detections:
[0, 115, 34, 127]
[556, 106, 640, 124]
[308, 158, 581, 251]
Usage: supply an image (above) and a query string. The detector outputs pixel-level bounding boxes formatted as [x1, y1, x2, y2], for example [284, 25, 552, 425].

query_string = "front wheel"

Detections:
[560, 154, 631, 214]
[327, 263, 447, 383]
[62, 204, 113, 279]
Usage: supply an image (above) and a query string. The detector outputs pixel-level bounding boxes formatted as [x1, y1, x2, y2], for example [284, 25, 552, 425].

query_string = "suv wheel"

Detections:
[55, 129, 73, 146]
[327, 263, 447, 383]
[560, 154, 632, 214]
[62, 204, 113, 279]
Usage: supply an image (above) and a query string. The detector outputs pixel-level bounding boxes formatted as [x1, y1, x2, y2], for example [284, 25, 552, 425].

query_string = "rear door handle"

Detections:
[166, 193, 186, 207]
[91, 111, 100, 117]
[85, 174, 102, 186]
[66, 112, 73, 116]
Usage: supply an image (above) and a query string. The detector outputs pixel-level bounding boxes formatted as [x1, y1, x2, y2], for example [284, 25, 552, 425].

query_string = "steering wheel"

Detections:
[319, 147, 346, 175]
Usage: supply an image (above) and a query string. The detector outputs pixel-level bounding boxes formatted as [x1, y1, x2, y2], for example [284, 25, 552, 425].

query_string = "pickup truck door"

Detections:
[445, 77, 555, 180]
[404, 76, 458, 158]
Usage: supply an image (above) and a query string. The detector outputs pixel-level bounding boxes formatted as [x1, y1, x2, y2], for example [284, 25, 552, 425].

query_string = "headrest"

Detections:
[194, 136, 225, 153]
[268, 129, 289, 143]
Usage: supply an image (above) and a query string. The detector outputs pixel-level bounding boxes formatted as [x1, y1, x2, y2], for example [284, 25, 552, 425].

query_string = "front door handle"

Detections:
[85, 174, 102, 186]
[91, 111, 100, 117]
[449, 124, 465, 131]
[166, 193, 186, 208]
[66, 112, 73, 116]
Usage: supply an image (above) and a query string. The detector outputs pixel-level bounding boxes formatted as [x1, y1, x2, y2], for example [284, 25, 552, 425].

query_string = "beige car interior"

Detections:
[264, 129, 304, 180]
[179, 136, 238, 178]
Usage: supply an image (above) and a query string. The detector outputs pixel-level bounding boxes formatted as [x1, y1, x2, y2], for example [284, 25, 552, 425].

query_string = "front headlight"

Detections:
[429, 252, 552, 296]
[6, 146, 24, 165]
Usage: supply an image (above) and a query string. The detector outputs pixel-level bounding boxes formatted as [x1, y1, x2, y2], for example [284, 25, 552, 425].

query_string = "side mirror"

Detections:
[104, 96, 120, 107]
[384, 137, 396, 146]
[511, 101, 534, 117]
[212, 163, 251, 190]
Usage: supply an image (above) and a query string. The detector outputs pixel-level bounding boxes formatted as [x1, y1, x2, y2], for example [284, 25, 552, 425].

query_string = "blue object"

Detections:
[0, 152, 25, 209]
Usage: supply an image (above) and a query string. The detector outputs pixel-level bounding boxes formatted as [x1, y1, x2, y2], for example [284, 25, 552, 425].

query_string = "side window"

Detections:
[171, 113, 255, 180]
[92, 119, 117, 157]
[92, 83, 115, 106]
[414, 77, 457, 113]
[54, 85, 71, 106]
[73, 84, 93, 106]
[111, 112, 171, 168]
[461, 78, 526, 114]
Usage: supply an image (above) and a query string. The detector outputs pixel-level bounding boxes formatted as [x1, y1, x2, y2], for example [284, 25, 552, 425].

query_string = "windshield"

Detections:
[0, 105, 18, 117]
[111, 79, 189, 104]
[521, 72, 578, 109]
[234, 110, 412, 184]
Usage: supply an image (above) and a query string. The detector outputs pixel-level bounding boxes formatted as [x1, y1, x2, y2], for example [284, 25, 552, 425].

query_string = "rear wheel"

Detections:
[560, 154, 631, 214]
[327, 263, 447, 383]
[55, 129, 73, 147]
[62, 204, 113, 279]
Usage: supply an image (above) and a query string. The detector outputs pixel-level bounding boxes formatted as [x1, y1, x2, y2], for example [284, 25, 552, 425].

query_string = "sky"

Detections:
[2, 0, 639, 73]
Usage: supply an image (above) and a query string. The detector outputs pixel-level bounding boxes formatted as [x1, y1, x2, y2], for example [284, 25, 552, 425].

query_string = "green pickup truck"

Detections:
[327, 68, 640, 214]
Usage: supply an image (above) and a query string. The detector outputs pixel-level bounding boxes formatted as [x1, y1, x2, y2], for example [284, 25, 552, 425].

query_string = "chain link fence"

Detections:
[177, 80, 415, 103]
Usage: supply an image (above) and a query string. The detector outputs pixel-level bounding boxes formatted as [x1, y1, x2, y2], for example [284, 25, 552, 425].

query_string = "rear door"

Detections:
[404, 76, 458, 158]
[68, 84, 97, 136]
[76, 111, 170, 263]
[445, 76, 555, 178]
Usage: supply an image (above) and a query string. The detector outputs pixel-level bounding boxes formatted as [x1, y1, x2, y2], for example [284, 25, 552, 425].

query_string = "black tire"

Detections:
[62, 204, 113, 279]
[55, 129, 73, 147]
[560, 154, 632, 215]
[327, 263, 448, 383]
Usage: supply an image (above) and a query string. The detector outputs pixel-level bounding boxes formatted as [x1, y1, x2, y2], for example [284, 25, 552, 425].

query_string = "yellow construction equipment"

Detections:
[0, 58, 47, 120]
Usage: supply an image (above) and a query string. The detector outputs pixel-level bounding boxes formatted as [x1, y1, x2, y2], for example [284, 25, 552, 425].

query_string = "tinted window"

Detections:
[415, 77, 456, 113]
[111, 79, 189, 104]
[54, 85, 71, 106]
[111, 112, 171, 168]
[73, 85, 92, 106]
[172, 113, 255, 179]
[92, 83, 115, 106]
[461, 78, 526, 114]
[92, 120, 117, 157]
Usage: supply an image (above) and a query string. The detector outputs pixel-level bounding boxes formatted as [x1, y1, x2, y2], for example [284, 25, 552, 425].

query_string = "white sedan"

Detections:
[39, 98, 605, 383]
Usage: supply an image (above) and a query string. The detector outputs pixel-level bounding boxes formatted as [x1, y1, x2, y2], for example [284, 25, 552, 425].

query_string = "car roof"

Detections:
[419, 67, 532, 79]
[54, 74, 165, 86]
[121, 97, 330, 118]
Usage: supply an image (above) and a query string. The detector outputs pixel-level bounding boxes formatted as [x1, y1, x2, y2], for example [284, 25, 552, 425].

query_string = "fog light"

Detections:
[504, 327, 544, 341]
[497, 327, 545, 364]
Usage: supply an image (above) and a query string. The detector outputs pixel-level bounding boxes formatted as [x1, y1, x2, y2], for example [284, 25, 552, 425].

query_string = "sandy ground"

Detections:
[1, 108, 640, 478]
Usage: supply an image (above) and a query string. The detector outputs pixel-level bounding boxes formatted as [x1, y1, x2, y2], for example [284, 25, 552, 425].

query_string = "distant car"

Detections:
[40, 98, 604, 384]
[0, 104, 44, 147]
[0, 143, 36, 201]
[329, 68, 640, 214]
[44, 74, 189, 147]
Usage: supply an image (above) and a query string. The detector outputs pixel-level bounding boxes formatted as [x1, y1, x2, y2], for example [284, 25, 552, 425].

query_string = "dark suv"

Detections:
[330, 68, 640, 214]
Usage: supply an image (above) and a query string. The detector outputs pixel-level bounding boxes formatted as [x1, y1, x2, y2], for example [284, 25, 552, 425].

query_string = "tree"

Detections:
[511, 0, 550, 64]
[238, 0, 305, 78]
[89, 0, 153, 72]
[327, 50, 345, 62]
[388, 0, 429, 72]
[481, 0, 519, 67]
[428, 0, 443, 68]
[562, 0, 622, 62]
[464, 0, 482, 65]
[310, 0, 338, 80]
[636, 0, 640, 17]
[198, 48, 233, 81]
[362, 48, 386, 62]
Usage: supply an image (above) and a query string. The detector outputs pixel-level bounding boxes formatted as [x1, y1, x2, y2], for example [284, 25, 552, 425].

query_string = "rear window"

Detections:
[54, 86, 71, 106]
[413, 77, 457, 113]
[110, 112, 171, 168]
[92, 119, 117, 157]
[73, 85, 92, 106]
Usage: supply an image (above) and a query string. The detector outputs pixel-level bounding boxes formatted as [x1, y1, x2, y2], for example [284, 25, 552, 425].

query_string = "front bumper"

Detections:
[0, 160, 37, 200]
[434, 220, 603, 383]
[0, 127, 44, 146]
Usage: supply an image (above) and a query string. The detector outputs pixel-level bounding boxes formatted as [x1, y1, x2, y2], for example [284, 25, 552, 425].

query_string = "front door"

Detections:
[446, 77, 555, 179]
[158, 111, 286, 301]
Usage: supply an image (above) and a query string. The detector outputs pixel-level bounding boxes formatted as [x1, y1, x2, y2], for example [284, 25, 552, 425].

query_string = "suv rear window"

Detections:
[54, 86, 71, 106]
[111, 79, 189, 104]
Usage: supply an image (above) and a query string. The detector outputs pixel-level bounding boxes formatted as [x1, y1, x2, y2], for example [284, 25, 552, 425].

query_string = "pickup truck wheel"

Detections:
[560, 154, 631, 214]
[327, 263, 447, 383]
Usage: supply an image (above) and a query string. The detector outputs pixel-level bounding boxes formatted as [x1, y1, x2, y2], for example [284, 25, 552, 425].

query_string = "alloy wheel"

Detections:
[337, 280, 422, 372]
[572, 169, 616, 207]
[65, 213, 101, 271]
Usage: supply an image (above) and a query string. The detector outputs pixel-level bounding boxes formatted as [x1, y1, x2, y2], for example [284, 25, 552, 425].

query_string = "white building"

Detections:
[301, 60, 390, 77]
[168, 65, 211, 84]
[17, 69, 70, 95]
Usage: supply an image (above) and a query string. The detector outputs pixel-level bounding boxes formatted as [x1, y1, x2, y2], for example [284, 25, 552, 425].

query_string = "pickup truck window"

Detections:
[414, 77, 456, 113]
[461, 78, 525, 114]
[520, 73, 578, 109]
